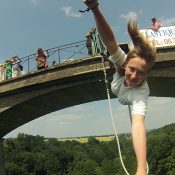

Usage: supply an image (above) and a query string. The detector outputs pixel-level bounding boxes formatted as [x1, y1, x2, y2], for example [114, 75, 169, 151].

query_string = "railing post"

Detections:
[58, 48, 61, 64]
[27, 56, 30, 73]
[0, 138, 6, 175]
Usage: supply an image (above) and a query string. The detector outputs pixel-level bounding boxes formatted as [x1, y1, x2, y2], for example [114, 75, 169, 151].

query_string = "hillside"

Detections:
[3, 123, 175, 175]
[57, 135, 115, 143]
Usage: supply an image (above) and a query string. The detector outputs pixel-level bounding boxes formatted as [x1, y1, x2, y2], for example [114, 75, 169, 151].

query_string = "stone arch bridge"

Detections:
[0, 46, 175, 138]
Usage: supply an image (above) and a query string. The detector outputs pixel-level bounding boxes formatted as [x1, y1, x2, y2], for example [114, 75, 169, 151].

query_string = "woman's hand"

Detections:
[83, 0, 99, 10]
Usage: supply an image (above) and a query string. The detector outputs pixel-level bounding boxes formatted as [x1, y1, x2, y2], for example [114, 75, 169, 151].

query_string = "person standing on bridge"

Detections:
[5, 59, 13, 79]
[86, 32, 93, 55]
[0, 64, 5, 81]
[11, 55, 22, 78]
[36, 48, 49, 70]
[90, 27, 106, 55]
[83, 1, 156, 175]
[151, 17, 161, 31]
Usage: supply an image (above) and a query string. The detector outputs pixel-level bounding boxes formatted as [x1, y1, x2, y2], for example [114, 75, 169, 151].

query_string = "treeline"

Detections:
[3, 123, 175, 175]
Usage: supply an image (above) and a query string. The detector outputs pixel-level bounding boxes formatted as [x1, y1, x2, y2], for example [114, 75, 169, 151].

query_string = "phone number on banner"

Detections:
[149, 37, 175, 48]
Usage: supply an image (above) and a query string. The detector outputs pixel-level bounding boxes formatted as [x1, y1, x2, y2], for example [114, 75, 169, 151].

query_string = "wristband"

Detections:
[90, 3, 99, 12]
[87, 0, 94, 3]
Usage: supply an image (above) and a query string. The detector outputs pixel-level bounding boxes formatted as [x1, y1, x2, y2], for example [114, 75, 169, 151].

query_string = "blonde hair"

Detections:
[126, 19, 157, 71]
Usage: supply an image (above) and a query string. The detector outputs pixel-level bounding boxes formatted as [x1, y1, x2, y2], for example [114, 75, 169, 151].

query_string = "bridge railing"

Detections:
[19, 40, 89, 74]
[0, 41, 129, 82]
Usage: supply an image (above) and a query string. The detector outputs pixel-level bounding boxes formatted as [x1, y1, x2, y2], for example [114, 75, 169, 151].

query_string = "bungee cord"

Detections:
[101, 54, 149, 175]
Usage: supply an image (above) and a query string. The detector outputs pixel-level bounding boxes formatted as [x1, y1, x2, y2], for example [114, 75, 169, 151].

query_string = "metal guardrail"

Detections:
[0, 41, 129, 82]
[19, 40, 88, 74]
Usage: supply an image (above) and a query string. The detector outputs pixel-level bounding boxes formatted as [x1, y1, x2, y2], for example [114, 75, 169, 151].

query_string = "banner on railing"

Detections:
[140, 26, 175, 48]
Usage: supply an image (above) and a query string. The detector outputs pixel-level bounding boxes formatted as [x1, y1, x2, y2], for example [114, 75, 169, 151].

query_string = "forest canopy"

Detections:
[3, 123, 175, 175]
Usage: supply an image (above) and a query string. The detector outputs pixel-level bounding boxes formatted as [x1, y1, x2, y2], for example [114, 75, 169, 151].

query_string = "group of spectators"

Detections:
[0, 48, 50, 82]
[0, 48, 48, 82]
[0, 56, 23, 82]
[0, 47, 51, 83]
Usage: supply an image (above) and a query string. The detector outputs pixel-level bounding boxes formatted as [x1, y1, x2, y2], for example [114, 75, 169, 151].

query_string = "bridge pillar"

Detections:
[0, 138, 6, 175]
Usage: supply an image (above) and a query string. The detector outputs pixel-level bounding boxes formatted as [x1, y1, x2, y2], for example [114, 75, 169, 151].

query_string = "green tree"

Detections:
[5, 162, 26, 175]
[101, 158, 118, 175]
[69, 159, 97, 175]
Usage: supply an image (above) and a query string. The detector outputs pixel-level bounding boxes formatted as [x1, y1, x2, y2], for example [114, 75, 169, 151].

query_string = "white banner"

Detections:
[140, 26, 175, 48]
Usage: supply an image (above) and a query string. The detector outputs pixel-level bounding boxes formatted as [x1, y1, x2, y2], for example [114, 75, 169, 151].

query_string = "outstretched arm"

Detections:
[83, 0, 119, 55]
[132, 115, 147, 175]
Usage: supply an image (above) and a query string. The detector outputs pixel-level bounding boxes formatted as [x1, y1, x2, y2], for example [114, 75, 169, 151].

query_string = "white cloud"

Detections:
[120, 11, 138, 22]
[148, 97, 174, 110]
[31, 0, 39, 6]
[53, 114, 81, 123]
[160, 17, 175, 26]
[111, 25, 120, 33]
[61, 6, 81, 18]
[37, 113, 82, 125]
[138, 9, 143, 15]
[146, 97, 174, 120]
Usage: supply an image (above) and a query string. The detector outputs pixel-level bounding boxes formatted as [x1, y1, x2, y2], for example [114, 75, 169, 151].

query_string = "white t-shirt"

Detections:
[108, 47, 149, 116]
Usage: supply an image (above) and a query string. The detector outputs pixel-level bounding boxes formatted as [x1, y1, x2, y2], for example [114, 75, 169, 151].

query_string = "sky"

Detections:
[2, 0, 175, 138]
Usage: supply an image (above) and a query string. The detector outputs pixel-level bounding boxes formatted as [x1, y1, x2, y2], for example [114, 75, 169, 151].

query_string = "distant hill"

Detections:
[4, 123, 175, 175]
[58, 135, 115, 143]
[57, 123, 175, 143]
[148, 123, 175, 135]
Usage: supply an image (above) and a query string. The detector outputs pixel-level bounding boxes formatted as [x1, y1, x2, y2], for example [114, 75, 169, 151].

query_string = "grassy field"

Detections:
[58, 135, 115, 143]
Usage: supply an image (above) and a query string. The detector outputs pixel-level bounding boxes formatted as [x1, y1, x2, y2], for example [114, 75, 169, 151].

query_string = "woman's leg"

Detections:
[132, 115, 147, 175]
